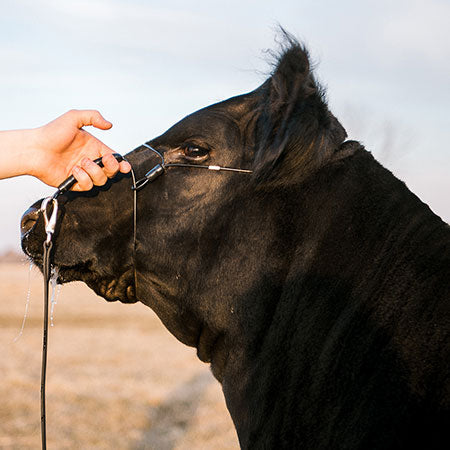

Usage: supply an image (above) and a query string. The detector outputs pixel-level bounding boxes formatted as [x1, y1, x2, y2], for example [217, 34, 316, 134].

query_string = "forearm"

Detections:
[0, 128, 37, 179]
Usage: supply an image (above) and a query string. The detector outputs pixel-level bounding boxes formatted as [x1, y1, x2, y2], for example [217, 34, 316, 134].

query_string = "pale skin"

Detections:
[0, 109, 131, 191]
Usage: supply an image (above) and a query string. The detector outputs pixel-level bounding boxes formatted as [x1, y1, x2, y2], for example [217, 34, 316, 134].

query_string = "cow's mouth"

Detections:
[55, 262, 137, 304]
[22, 234, 137, 304]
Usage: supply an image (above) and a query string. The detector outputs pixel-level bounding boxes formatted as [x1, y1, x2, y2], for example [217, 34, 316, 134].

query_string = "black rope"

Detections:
[41, 240, 52, 450]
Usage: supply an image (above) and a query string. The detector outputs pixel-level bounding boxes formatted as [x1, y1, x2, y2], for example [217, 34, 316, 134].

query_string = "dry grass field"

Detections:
[0, 262, 239, 449]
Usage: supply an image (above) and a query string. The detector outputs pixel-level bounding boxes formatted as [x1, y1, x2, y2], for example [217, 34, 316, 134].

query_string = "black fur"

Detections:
[22, 35, 449, 449]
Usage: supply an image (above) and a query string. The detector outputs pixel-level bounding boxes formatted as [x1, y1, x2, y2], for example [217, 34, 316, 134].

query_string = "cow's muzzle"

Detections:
[21, 205, 40, 238]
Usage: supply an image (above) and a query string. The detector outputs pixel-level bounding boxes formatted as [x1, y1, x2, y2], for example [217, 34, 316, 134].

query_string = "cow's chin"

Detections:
[56, 263, 137, 304]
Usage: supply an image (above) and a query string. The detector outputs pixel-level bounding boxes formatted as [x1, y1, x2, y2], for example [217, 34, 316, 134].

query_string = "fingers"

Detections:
[100, 153, 131, 176]
[71, 166, 94, 191]
[71, 158, 107, 191]
[67, 109, 113, 130]
[71, 155, 131, 191]
[81, 157, 108, 185]
[90, 111, 113, 130]
[101, 153, 121, 177]
[119, 160, 132, 174]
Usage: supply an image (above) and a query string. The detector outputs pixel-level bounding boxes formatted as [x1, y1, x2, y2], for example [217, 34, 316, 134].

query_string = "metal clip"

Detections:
[132, 164, 165, 191]
[41, 197, 59, 245]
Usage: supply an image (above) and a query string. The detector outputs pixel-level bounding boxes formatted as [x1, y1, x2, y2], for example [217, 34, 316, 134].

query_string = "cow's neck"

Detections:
[214, 149, 449, 448]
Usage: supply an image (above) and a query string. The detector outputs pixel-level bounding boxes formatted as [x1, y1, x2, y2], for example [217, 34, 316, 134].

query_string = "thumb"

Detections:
[73, 109, 113, 130]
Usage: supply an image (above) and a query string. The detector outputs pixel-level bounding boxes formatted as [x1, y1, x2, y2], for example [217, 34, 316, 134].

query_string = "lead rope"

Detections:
[130, 167, 138, 296]
[41, 240, 51, 450]
[40, 197, 58, 450]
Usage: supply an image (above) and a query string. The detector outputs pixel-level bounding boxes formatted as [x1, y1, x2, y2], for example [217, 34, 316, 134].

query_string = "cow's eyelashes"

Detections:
[181, 144, 210, 162]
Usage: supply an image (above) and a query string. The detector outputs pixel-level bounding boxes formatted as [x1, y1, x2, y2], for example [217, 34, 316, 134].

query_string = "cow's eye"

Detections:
[182, 144, 209, 161]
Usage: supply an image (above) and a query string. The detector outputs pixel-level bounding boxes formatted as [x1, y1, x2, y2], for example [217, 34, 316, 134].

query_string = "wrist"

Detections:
[23, 127, 46, 178]
[16, 128, 43, 178]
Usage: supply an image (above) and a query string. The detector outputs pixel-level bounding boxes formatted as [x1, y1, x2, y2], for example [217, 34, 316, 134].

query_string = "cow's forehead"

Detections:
[151, 92, 258, 148]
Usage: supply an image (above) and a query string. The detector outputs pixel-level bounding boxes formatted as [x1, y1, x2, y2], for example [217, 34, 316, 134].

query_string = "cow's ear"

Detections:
[253, 32, 347, 186]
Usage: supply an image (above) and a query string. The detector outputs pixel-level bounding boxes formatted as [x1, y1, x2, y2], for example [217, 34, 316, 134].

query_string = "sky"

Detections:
[1, 0, 449, 252]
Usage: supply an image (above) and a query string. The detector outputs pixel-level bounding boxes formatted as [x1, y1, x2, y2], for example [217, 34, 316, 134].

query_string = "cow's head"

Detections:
[21, 34, 347, 381]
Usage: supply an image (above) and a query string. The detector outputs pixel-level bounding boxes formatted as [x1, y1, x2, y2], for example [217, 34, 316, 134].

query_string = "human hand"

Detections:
[30, 110, 131, 190]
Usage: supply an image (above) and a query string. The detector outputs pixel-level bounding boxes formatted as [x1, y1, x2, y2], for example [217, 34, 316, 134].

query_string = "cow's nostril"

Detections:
[21, 206, 40, 237]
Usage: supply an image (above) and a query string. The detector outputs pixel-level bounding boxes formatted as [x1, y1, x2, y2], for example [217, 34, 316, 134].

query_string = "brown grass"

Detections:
[0, 262, 239, 449]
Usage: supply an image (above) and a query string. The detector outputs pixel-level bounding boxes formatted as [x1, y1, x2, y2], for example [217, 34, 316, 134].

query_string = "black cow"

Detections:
[21, 34, 449, 449]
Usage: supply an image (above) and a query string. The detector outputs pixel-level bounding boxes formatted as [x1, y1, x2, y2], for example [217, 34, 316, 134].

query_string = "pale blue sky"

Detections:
[1, 0, 449, 251]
